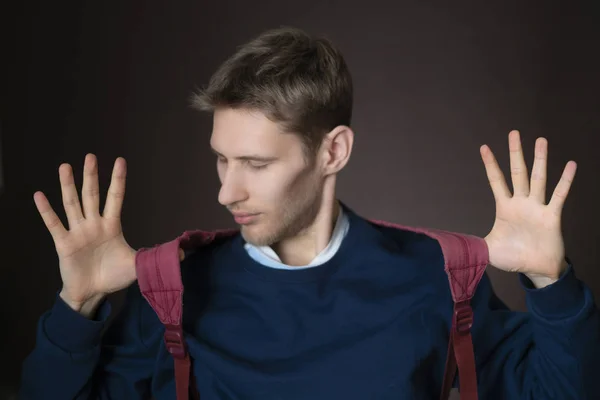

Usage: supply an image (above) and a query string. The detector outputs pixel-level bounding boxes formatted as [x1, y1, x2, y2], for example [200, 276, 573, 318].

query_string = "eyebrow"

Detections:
[210, 148, 278, 162]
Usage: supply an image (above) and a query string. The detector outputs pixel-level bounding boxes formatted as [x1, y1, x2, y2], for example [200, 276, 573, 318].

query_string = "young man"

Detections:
[20, 27, 600, 399]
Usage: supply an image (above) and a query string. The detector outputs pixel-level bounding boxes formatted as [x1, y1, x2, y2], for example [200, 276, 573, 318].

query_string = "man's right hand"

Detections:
[34, 154, 137, 318]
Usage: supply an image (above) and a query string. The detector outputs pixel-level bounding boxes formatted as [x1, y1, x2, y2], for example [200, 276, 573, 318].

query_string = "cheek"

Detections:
[250, 169, 291, 203]
[251, 162, 313, 205]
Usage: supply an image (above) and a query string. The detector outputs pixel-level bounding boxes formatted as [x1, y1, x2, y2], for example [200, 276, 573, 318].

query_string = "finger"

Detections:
[81, 154, 100, 218]
[59, 163, 85, 227]
[33, 191, 68, 242]
[548, 161, 577, 216]
[529, 137, 548, 203]
[480, 144, 511, 201]
[103, 157, 127, 219]
[508, 130, 530, 196]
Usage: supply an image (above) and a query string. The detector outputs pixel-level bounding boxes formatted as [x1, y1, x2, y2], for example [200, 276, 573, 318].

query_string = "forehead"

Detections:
[210, 108, 302, 156]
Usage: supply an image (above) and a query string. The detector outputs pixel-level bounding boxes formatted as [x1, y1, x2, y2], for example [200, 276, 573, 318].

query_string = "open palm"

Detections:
[480, 130, 576, 281]
[34, 154, 137, 310]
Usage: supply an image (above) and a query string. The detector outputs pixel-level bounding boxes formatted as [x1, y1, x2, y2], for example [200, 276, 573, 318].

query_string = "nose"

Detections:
[218, 167, 248, 207]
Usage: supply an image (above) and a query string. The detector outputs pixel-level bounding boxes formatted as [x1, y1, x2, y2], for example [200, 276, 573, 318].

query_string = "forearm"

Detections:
[19, 294, 109, 399]
[519, 264, 600, 398]
[20, 285, 155, 400]
[474, 264, 600, 399]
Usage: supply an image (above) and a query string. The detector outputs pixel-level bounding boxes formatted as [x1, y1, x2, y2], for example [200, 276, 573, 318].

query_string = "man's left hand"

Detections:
[480, 130, 577, 287]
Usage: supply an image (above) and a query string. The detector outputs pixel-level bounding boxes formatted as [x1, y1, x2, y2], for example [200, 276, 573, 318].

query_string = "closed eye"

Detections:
[247, 161, 269, 170]
[211, 148, 275, 170]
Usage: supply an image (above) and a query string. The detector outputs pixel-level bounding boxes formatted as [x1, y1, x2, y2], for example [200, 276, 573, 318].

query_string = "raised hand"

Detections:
[34, 154, 137, 317]
[480, 130, 576, 287]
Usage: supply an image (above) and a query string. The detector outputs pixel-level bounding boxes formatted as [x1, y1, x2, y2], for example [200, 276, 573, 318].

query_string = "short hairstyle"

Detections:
[191, 26, 353, 158]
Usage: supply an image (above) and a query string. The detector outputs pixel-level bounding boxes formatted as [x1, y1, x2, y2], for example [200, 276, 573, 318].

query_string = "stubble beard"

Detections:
[241, 178, 323, 247]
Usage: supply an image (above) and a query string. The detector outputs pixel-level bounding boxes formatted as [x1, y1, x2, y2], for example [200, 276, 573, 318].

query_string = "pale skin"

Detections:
[481, 130, 576, 288]
[33, 111, 575, 318]
[33, 155, 138, 318]
[210, 108, 353, 266]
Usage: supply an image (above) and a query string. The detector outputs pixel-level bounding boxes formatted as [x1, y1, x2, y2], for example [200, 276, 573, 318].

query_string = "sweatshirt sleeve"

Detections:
[19, 284, 156, 400]
[472, 260, 600, 399]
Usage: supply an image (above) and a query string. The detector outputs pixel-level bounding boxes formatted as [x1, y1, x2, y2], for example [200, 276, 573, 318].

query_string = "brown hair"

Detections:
[191, 26, 353, 158]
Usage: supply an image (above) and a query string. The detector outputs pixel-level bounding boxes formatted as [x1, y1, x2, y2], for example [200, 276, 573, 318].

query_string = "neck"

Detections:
[271, 178, 339, 266]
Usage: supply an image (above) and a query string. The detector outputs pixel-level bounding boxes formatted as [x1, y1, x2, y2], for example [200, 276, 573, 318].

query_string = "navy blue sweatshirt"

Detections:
[20, 207, 600, 399]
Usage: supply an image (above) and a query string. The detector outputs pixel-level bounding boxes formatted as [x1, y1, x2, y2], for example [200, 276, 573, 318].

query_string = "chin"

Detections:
[240, 220, 287, 247]
[241, 233, 275, 247]
[240, 225, 272, 247]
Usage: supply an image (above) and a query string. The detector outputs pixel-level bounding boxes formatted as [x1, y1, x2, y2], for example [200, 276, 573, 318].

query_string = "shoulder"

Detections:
[364, 217, 445, 263]
[350, 214, 458, 306]
[179, 228, 241, 266]
[347, 212, 455, 288]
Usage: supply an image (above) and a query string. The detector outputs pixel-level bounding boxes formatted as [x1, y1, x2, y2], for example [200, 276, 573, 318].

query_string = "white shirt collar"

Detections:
[243, 206, 350, 270]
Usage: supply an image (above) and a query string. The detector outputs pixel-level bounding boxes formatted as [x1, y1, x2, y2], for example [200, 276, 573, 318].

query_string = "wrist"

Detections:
[524, 274, 558, 289]
[524, 258, 569, 289]
[59, 291, 106, 319]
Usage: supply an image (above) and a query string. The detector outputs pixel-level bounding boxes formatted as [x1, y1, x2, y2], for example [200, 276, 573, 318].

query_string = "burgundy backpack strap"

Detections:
[369, 220, 488, 400]
[135, 229, 237, 400]
[424, 229, 488, 400]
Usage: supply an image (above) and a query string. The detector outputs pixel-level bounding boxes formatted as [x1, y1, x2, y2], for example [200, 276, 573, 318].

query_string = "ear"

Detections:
[319, 125, 354, 175]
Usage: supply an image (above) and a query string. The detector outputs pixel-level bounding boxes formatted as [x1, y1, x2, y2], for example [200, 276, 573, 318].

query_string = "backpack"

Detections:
[135, 220, 488, 400]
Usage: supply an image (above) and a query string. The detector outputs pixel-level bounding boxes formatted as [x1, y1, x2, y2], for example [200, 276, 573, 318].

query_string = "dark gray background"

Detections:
[2, 0, 599, 394]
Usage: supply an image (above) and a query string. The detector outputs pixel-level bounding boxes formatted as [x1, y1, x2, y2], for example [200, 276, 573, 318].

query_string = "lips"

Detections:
[232, 212, 260, 225]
